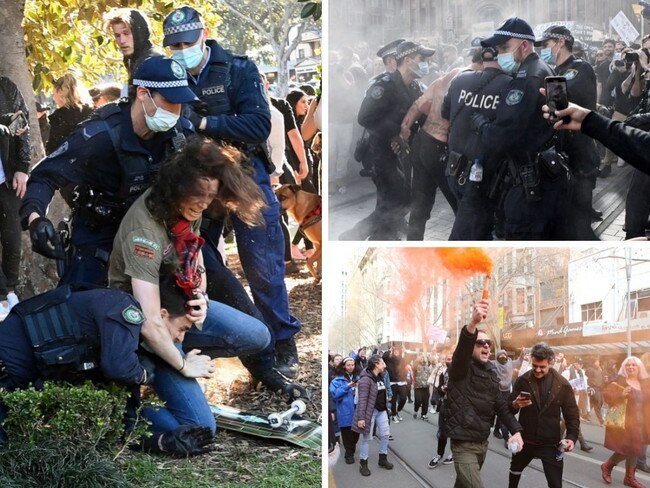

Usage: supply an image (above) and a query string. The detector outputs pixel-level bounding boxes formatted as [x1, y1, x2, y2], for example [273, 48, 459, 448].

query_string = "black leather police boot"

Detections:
[360, 459, 371, 476]
[378, 453, 394, 470]
[275, 337, 299, 378]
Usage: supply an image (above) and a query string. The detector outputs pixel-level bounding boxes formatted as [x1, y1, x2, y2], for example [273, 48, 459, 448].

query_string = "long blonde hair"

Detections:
[53, 73, 93, 109]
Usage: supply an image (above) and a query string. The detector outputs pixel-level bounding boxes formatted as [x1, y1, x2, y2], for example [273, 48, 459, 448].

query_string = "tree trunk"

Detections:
[0, 0, 62, 297]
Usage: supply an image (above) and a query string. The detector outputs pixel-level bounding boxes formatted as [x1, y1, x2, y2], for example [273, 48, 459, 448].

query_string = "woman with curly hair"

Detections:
[600, 356, 650, 487]
[109, 136, 274, 432]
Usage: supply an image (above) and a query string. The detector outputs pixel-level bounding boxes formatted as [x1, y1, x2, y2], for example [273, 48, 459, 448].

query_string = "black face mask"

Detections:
[498, 357, 507, 365]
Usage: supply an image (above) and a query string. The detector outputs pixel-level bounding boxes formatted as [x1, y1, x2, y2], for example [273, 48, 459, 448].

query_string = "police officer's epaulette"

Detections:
[232, 53, 249, 60]
[80, 103, 123, 141]
[379, 74, 391, 83]
[516, 69, 528, 79]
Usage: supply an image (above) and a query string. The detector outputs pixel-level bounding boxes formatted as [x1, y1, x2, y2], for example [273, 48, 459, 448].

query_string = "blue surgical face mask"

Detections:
[407, 57, 428, 78]
[541, 45, 557, 65]
[498, 51, 520, 74]
[171, 42, 204, 70]
[142, 92, 179, 132]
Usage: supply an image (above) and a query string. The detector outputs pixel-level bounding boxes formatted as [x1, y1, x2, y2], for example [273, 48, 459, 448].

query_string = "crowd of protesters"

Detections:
[329, 332, 650, 486]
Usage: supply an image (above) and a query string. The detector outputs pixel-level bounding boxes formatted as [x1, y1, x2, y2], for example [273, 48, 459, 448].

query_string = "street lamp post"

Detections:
[625, 248, 632, 358]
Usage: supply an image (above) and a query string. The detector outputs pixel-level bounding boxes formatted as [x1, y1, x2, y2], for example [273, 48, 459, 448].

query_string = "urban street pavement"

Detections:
[332, 401, 650, 488]
[329, 163, 633, 241]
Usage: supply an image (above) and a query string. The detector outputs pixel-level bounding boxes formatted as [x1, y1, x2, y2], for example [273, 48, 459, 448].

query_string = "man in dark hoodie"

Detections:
[104, 8, 161, 88]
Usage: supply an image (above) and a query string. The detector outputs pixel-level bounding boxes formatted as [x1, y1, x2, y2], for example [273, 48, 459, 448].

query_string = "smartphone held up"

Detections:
[545, 76, 570, 124]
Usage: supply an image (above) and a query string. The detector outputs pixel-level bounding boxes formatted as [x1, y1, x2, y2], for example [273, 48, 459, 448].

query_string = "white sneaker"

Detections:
[617, 158, 626, 168]
[7, 292, 19, 310]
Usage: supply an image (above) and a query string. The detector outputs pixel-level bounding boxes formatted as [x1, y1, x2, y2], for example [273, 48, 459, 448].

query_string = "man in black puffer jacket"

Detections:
[443, 299, 523, 487]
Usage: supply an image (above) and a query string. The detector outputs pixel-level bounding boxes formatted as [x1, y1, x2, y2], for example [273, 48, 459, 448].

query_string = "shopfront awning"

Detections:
[549, 340, 650, 355]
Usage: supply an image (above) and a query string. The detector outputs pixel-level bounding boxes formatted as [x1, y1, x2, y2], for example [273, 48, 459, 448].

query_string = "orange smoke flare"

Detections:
[482, 275, 491, 300]
[434, 248, 493, 277]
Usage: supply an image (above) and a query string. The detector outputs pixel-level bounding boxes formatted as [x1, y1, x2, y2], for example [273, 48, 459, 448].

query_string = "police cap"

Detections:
[377, 39, 405, 59]
[163, 6, 205, 47]
[132, 56, 199, 104]
[395, 41, 435, 60]
[481, 17, 536, 47]
[535, 25, 574, 47]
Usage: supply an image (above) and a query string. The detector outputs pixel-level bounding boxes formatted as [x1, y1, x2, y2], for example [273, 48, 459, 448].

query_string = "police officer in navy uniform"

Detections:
[473, 17, 571, 240]
[161, 7, 302, 378]
[536, 25, 600, 240]
[442, 45, 511, 240]
[356, 39, 405, 179]
[20, 56, 197, 286]
[0, 281, 216, 455]
[341, 41, 433, 241]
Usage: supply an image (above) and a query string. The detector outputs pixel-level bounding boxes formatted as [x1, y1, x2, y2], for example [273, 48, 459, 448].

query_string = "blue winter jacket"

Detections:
[330, 375, 357, 428]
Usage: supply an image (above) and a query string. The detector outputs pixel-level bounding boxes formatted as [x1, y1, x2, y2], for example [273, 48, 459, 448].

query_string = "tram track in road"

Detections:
[384, 411, 638, 488]
[386, 436, 595, 488]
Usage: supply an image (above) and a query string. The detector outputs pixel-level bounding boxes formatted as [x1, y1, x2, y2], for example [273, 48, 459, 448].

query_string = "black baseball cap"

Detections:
[481, 17, 536, 47]
[395, 41, 435, 60]
[377, 39, 405, 59]
[163, 6, 204, 47]
[535, 25, 575, 47]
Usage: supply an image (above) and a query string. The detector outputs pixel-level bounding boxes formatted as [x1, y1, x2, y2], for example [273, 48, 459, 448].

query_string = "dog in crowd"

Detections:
[275, 184, 322, 282]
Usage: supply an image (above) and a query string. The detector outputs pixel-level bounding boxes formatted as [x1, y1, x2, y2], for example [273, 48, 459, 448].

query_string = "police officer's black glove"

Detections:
[29, 216, 65, 259]
[183, 106, 204, 132]
[156, 425, 216, 456]
[470, 112, 489, 133]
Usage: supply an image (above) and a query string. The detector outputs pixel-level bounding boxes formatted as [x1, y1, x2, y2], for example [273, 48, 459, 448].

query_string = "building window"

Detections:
[631, 288, 650, 319]
[516, 287, 525, 314]
[581, 301, 603, 322]
[540, 277, 563, 302]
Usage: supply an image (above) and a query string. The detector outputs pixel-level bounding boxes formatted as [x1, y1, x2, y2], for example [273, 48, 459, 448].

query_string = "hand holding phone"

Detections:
[520, 391, 531, 400]
[545, 76, 570, 124]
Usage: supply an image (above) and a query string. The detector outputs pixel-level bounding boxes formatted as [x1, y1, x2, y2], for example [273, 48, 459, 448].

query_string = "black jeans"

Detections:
[509, 444, 563, 488]
[0, 183, 22, 299]
[340, 426, 360, 457]
[414, 387, 429, 416]
[407, 131, 457, 240]
[390, 384, 408, 416]
[625, 169, 650, 239]
[343, 145, 410, 241]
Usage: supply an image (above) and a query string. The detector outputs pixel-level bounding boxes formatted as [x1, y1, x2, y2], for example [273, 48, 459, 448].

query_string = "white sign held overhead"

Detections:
[610, 11, 640, 45]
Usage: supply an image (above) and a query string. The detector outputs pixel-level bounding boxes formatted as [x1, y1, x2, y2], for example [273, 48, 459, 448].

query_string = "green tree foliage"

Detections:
[211, 0, 317, 96]
[23, 0, 220, 93]
[298, 0, 321, 21]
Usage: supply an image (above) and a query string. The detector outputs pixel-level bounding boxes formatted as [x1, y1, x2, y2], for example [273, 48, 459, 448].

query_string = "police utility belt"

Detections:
[446, 151, 471, 185]
[508, 147, 570, 202]
[73, 187, 135, 228]
[11, 286, 98, 378]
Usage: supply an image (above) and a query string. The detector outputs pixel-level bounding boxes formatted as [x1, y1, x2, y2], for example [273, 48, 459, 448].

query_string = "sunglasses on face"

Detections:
[475, 339, 492, 348]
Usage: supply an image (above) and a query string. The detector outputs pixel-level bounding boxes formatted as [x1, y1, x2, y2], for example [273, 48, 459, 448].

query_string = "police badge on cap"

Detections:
[163, 6, 205, 47]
